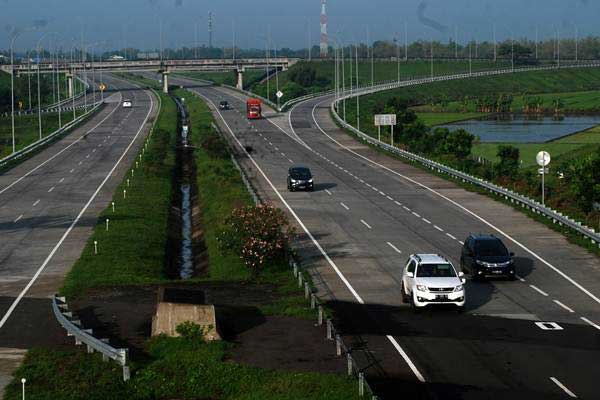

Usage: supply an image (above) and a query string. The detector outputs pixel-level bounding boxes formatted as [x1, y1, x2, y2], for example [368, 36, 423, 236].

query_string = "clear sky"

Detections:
[1, 0, 597, 51]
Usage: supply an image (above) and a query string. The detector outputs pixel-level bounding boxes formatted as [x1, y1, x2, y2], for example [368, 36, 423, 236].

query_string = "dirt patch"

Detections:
[70, 283, 345, 375]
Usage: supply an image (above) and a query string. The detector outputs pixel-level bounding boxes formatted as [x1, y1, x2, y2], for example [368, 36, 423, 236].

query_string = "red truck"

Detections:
[246, 98, 262, 119]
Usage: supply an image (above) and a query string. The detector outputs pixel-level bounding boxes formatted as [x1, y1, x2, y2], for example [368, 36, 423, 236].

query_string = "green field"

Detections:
[416, 112, 485, 127]
[250, 59, 514, 103]
[0, 109, 87, 158]
[177, 70, 266, 90]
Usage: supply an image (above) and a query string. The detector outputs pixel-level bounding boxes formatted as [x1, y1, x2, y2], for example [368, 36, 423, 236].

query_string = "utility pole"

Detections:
[308, 17, 312, 60]
[368, 26, 373, 87]
[535, 26, 538, 60]
[355, 44, 359, 131]
[430, 38, 433, 79]
[575, 25, 578, 62]
[404, 21, 408, 60]
[342, 41, 346, 121]
[493, 24, 497, 62]
[208, 12, 213, 49]
[455, 25, 458, 59]
[395, 36, 400, 83]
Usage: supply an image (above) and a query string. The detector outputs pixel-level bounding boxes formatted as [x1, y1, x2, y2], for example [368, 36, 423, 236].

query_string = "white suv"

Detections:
[401, 254, 466, 310]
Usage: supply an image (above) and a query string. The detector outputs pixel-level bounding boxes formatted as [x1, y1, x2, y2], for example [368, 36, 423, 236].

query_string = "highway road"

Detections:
[0, 74, 157, 391]
[166, 74, 600, 400]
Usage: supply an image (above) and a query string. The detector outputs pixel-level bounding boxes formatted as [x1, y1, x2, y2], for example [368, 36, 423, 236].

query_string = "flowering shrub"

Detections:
[219, 205, 293, 274]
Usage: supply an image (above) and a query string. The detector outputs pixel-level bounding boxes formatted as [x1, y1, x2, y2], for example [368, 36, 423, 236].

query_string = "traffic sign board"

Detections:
[536, 151, 551, 167]
[538, 167, 549, 175]
[276, 90, 284, 99]
[374, 114, 397, 126]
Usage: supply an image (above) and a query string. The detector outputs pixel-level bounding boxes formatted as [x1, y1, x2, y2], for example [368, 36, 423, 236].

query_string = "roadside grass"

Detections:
[416, 112, 484, 127]
[60, 88, 176, 299]
[4, 340, 360, 400]
[0, 109, 87, 158]
[250, 59, 514, 103]
[177, 70, 265, 89]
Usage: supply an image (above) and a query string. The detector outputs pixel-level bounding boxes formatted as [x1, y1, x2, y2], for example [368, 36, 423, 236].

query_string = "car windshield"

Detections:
[290, 168, 311, 179]
[220, 101, 228, 105]
[416, 263, 456, 278]
[475, 239, 508, 257]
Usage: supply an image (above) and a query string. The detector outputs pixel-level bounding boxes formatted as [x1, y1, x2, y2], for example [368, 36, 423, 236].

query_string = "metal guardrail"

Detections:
[329, 63, 600, 246]
[0, 101, 103, 170]
[52, 295, 130, 380]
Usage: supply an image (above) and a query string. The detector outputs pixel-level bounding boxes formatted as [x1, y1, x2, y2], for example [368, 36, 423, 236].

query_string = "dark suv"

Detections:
[287, 166, 314, 192]
[460, 234, 516, 280]
[219, 100, 229, 110]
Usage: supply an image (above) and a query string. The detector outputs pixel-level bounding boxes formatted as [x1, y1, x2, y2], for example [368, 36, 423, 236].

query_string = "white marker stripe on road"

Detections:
[92, 149, 96, 153]
[387, 242, 402, 254]
[458, 240, 465, 245]
[32, 199, 40, 207]
[288, 159, 294, 164]
[422, 218, 431, 224]
[69, 169, 74, 173]
[434, 225, 444, 232]
[59, 178, 65, 183]
[412, 212, 421, 218]
[281, 152, 286, 157]
[14, 214, 23, 223]
[553, 300, 575, 313]
[403, 206, 411, 211]
[386, 196, 393, 201]
[340, 202, 350, 210]
[325, 189, 332, 195]
[379, 191, 386, 196]
[446, 233, 457, 240]
[78, 161, 82, 165]
[394, 201, 402, 206]
[0, 83, 154, 331]
[550, 377, 578, 398]
[361, 219, 372, 229]
[580, 317, 600, 330]
[86, 154, 90, 158]
[387, 335, 426, 383]
[530, 285, 549, 297]
[48, 186, 55, 193]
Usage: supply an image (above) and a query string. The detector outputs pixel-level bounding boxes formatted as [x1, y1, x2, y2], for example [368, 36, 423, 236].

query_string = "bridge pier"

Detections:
[66, 73, 74, 98]
[162, 71, 170, 94]
[236, 67, 244, 90]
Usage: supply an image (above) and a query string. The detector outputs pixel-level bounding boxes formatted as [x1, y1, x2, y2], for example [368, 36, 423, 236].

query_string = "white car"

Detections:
[401, 254, 466, 310]
[122, 100, 132, 108]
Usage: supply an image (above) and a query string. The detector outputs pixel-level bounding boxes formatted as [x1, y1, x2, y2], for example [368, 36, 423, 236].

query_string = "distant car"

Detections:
[219, 100, 229, 110]
[460, 234, 516, 280]
[401, 254, 466, 311]
[287, 166, 314, 192]
[122, 100, 132, 108]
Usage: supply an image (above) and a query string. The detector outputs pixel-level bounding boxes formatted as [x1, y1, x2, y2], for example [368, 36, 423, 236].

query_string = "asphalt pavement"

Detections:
[166, 74, 600, 400]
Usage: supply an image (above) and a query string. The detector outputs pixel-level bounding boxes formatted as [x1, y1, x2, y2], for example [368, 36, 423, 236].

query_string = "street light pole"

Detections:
[10, 33, 22, 154]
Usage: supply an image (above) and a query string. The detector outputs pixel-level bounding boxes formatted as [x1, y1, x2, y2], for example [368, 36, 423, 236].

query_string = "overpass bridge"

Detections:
[1, 57, 299, 93]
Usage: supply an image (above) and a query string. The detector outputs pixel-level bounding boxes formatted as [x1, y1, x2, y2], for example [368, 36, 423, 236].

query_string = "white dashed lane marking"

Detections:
[340, 202, 350, 210]
[434, 225, 444, 232]
[529, 285, 549, 297]
[361, 219, 372, 229]
[422, 218, 431, 224]
[552, 300, 575, 313]
[412, 212, 421, 218]
[69, 169, 74, 173]
[14, 214, 23, 223]
[32, 199, 40, 207]
[387, 242, 402, 254]
[549, 377, 578, 398]
[48, 187, 55, 193]
[446, 233, 457, 240]
[325, 189, 332, 196]
[580, 317, 600, 330]
[59, 178, 65, 183]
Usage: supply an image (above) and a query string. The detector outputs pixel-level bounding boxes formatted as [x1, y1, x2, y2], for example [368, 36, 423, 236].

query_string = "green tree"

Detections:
[439, 129, 474, 158]
[288, 63, 317, 87]
[496, 145, 520, 178]
[567, 151, 600, 212]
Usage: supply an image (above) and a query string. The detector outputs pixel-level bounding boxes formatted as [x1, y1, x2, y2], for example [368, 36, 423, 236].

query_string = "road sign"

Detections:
[18, 101, 23, 110]
[99, 83, 106, 91]
[276, 90, 284, 99]
[374, 114, 396, 126]
[537, 168, 549, 175]
[536, 151, 551, 167]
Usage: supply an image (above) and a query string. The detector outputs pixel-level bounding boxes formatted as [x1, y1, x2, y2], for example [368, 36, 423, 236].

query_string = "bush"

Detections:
[200, 131, 229, 159]
[219, 205, 293, 275]
[176, 321, 209, 341]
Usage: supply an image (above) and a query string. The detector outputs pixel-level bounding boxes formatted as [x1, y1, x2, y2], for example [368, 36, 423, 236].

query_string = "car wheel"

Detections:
[401, 282, 409, 304]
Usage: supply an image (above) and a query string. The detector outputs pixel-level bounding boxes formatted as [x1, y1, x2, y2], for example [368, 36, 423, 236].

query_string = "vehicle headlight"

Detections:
[308, 179, 313, 183]
[416, 285, 428, 292]
[454, 285, 463, 292]
[290, 179, 297, 183]
[475, 260, 486, 266]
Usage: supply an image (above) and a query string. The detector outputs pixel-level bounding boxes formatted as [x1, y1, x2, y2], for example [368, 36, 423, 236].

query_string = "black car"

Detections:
[287, 166, 314, 192]
[460, 234, 516, 280]
[219, 100, 229, 110]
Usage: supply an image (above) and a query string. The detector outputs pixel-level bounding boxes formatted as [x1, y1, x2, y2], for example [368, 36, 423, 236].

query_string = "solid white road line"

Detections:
[14, 214, 23, 223]
[361, 219, 372, 229]
[0, 84, 154, 331]
[529, 284, 549, 297]
[32, 199, 40, 207]
[434, 225, 444, 232]
[552, 300, 575, 313]
[325, 189, 332, 195]
[310, 98, 600, 307]
[580, 317, 600, 330]
[195, 88, 426, 384]
[47, 186, 55, 193]
[340, 202, 350, 210]
[446, 233, 457, 240]
[0, 96, 122, 196]
[387, 242, 402, 254]
[549, 377, 578, 398]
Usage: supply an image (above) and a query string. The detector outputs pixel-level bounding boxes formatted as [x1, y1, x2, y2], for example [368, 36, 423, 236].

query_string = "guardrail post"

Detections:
[298, 273, 303, 288]
[318, 306, 323, 325]
[326, 319, 333, 340]
[310, 293, 316, 309]
[347, 353, 353, 376]
[293, 262, 298, 277]
[304, 282, 310, 299]
[335, 334, 342, 356]
[359, 372, 365, 397]
[122, 365, 130, 382]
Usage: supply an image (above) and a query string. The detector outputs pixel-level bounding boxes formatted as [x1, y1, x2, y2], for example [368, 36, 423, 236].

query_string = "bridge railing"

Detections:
[328, 62, 600, 246]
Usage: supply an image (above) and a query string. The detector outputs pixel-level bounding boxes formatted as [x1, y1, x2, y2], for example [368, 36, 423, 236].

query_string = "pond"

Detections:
[439, 114, 600, 143]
